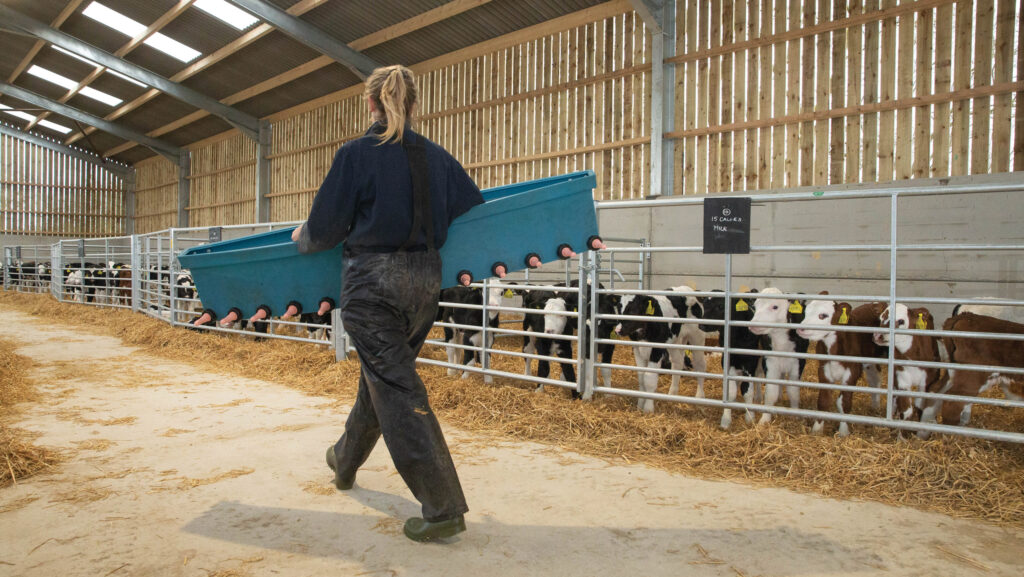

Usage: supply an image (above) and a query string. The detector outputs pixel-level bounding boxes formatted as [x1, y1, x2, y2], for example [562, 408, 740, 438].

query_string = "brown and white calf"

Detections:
[918, 312, 1024, 436]
[872, 304, 942, 423]
[797, 296, 885, 436]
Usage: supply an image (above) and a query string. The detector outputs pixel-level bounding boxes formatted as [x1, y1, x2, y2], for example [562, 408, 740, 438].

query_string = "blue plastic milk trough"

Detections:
[177, 170, 599, 324]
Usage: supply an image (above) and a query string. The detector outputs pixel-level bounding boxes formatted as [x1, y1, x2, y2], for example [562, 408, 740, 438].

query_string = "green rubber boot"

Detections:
[403, 515, 467, 542]
[325, 446, 354, 490]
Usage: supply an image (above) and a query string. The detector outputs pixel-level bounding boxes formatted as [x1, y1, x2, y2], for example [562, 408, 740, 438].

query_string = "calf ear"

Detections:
[818, 290, 829, 295]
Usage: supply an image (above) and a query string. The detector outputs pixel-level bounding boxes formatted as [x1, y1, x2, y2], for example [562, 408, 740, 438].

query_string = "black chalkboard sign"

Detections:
[703, 197, 751, 254]
[209, 227, 223, 243]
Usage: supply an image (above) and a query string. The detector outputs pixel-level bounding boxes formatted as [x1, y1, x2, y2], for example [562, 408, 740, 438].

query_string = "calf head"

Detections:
[543, 294, 578, 335]
[797, 292, 841, 342]
[700, 289, 758, 332]
[874, 304, 933, 354]
[750, 287, 787, 335]
[615, 295, 662, 341]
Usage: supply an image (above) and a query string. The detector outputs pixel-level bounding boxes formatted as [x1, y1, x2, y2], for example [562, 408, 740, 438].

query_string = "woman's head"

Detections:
[364, 65, 417, 144]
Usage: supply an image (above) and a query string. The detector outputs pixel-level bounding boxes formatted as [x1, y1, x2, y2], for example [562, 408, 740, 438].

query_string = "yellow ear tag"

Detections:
[685, 349, 692, 359]
[610, 331, 618, 340]
[788, 302, 803, 314]
[915, 313, 926, 330]
[645, 301, 655, 315]
[735, 300, 748, 312]
[503, 289, 514, 298]
[573, 307, 578, 313]
[838, 307, 849, 325]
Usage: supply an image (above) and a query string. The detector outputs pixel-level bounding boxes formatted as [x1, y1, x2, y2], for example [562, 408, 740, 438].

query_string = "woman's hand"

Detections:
[291, 223, 304, 242]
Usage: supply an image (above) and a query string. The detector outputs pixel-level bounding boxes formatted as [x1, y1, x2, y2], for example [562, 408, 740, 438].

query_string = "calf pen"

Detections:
[1, 182, 1022, 443]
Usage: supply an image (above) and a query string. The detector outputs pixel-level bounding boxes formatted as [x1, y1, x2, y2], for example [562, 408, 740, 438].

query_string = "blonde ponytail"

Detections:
[364, 65, 417, 144]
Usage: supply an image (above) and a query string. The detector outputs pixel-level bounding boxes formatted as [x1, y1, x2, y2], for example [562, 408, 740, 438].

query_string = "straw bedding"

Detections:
[1, 291, 1022, 528]
[0, 335, 61, 488]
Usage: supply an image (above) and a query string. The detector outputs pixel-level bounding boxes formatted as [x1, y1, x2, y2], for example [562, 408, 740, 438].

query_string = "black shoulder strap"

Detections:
[400, 132, 435, 251]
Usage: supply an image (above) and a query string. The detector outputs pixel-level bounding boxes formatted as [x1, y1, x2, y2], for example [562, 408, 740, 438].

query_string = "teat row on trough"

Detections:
[455, 235, 606, 287]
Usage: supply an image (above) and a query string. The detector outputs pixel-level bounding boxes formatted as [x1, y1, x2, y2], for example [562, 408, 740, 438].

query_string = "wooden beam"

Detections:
[66, 0, 330, 145]
[350, 0, 493, 51]
[6, 0, 83, 83]
[27, 0, 196, 130]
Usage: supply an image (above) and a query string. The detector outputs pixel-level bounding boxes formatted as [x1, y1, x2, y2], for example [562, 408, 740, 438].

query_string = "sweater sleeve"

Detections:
[297, 145, 359, 254]
[446, 156, 484, 225]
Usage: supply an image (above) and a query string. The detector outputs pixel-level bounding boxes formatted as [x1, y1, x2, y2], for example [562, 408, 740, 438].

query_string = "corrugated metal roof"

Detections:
[0, 0, 617, 164]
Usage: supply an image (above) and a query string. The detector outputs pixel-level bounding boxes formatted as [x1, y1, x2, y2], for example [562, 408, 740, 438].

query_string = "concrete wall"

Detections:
[597, 173, 1024, 320]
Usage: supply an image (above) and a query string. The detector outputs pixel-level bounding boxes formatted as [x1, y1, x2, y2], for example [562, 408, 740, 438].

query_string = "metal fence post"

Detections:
[2, 247, 10, 290]
[576, 251, 592, 399]
[584, 250, 599, 400]
[885, 192, 899, 421]
[721, 253, 733, 415]
[130, 234, 141, 312]
[481, 278, 493, 384]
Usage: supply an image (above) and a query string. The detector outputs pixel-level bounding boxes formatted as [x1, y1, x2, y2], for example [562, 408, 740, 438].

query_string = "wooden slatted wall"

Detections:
[0, 131, 125, 237]
[133, 156, 178, 234]
[670, 0, 1023, 194]
[187, 132, 257, 228]
[266, 3, 651, 213]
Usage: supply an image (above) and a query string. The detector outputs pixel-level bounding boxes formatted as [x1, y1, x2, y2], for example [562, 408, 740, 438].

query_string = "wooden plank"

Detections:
[814, 0, 831, 186]
[831, 0, 848, 184]
[971, 0, 995, 175]
[989, 0, 1015, 173]
[950, 0, 973, 176]
[696, 0, 710, 194]
[800, 0, 816, 187]
[708, 0, 722, 193]
[878, 0, 897, 182]
[931, 1, 953, 176]
[785, 0, 801, 187]
[862, 0, 881, 182]
[1017, 0, 1024, 171]
[757, 0, 772, 190]
[894, 3, 915, 180]
[684, 0, 698, 194]
[6, 0, 84, 83]
[772, 0, 787, 188]
[745, 0, 759, 190]
[912, 5, 934, 178]
[720, 0, 735, 193]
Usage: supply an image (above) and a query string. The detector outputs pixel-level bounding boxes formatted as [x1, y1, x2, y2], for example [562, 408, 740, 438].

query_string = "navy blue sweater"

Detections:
[297, 123, 483, 255]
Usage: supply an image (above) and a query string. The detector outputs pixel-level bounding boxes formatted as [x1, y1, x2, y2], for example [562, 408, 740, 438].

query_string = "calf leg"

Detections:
[444, 327, 459, 376]
[690, 349, 707, 399]
[835, 363, 862, 437]
[667, 347, 686, 396]
[639, 360, 660, 413]
[863, 363, 882, 411]
[461, 332, 482, 379]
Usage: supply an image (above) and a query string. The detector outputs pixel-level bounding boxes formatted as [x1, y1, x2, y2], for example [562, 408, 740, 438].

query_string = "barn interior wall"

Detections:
[1, 131, 126, 239]
[126, 1, 1021, 244]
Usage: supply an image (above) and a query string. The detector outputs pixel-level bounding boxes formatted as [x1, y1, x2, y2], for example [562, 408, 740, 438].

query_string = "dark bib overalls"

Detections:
[330, 133, 468, 522]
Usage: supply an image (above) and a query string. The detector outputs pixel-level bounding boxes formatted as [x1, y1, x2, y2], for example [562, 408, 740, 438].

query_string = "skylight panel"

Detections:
[0, 104, 72, 134]
[51, 46, 147, 88]
[82, 2, 201, 63]
[193, 0, 259, 30]
[26, 65, 123, 106]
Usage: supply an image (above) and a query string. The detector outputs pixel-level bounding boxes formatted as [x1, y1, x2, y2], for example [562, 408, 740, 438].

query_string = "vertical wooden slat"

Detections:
[971, 0, 994, 175]
[878, 0, 897, 182]
[1016, 0, 1024, 171]
[785, 0, 801, 187]
[720, 0, 735, 193]
[734, 0, 748, 191]
[757, 0, 773, 190]
[895, 4, 915, 180]
[950, 0, 974, 176]
[990, 0, 1015, 173]
[745, 0, 760, 190]
[697, 1, 709, 194]
[772, 0, 788, 188]
[932, 1, 953, 177]
[829, 0, 846, 185]
[862, 0, 881, 182]
[913, 5, 934, 178]
[814, 0, 831, 186]
[708, 0, 722, 193]
[683, 0, 697, 194]
[800, 0, 815, 187]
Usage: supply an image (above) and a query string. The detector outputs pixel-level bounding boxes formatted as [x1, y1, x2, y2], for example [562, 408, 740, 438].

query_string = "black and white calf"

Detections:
[749, 287, 810, 426]
[438, 285, 504, 383]
[701, 290, 768, 428]
[613, 286, 707, 413]
[174, 272, 199, 321]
